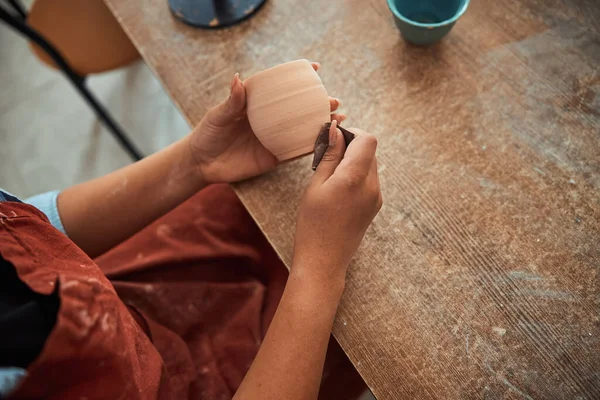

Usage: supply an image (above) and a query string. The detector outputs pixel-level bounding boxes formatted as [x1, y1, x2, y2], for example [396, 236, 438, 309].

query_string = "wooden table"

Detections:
[104, 0, 600, 398]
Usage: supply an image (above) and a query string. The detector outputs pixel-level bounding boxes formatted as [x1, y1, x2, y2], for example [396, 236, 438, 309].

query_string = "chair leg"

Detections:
[0, 5, 144, 161]
[6, 0, 27, 19]
[73, 78, 144, 161]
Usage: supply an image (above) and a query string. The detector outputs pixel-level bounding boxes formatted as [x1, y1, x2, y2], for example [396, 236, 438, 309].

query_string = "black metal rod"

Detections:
[5, 0, 27, 19]
[0, 6, 144, 161]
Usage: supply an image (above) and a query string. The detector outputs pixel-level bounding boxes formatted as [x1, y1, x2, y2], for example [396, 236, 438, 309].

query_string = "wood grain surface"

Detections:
[103, 0, 600, 398]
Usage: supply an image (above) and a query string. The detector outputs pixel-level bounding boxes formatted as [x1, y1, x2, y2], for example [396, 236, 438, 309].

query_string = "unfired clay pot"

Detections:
[244, 59, 331, 161]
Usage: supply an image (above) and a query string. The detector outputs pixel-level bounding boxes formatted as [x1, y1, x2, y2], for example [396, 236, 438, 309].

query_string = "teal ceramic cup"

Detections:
[387, 0, 470, 45]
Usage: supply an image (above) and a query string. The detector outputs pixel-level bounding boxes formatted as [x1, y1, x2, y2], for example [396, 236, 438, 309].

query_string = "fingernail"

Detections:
[230, 73, 240, 91]
[334, 98, 342, 108]
[312, 62, 321, 70]
[329, 120, 338, 147]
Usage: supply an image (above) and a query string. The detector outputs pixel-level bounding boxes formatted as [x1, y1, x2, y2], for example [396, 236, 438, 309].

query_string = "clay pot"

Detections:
[244, 59, 331, 161]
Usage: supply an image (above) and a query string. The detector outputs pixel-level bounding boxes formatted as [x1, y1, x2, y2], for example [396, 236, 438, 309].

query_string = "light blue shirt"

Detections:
[23, 190, 66, 235]
[0, 368, 27, 398]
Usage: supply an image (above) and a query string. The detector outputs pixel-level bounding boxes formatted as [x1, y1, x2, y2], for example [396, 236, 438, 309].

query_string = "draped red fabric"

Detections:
[0, 184, 365, 399]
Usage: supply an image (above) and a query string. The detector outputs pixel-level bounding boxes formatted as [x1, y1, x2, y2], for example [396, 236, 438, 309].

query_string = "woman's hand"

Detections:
[189, 63, 345, 183]
[292, 121, 383, 285]
[233, 123, 380, 400]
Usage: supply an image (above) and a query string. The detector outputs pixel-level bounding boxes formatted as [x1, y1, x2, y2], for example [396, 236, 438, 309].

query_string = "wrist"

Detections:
[178, 135, 210, 187]
[289, 260, 347, 300]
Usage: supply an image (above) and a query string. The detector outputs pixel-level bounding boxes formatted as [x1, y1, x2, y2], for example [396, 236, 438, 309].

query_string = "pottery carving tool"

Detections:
[312, 122, 356, 170]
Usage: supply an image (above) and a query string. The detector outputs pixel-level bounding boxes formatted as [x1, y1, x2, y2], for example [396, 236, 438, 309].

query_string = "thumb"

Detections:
[313, 120, 346, 185]
[209, 73, 246, 126]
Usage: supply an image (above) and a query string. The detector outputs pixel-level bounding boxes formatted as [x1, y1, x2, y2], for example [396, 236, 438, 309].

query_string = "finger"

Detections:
[367, 155, 380, 191]
[338, 128, 378, 178]
[209, 73, 246, 126]
[370, 156, 383, 210]
[311, 62, 321, 72]
[313, 120, 346, 185]
[330, 113, 347, 124]
[329, 97, 341, 112]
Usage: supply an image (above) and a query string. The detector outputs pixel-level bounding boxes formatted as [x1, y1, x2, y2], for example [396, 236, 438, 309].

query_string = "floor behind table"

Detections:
[0, 9, 189, 198]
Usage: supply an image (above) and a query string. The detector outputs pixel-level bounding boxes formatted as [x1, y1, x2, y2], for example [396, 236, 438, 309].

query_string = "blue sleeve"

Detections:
[0, 367, 27, 398]
[24, 190, 67, 236]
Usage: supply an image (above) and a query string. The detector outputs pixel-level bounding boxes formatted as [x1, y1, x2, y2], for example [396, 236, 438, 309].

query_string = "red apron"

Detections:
[0, 184, 365, 399]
